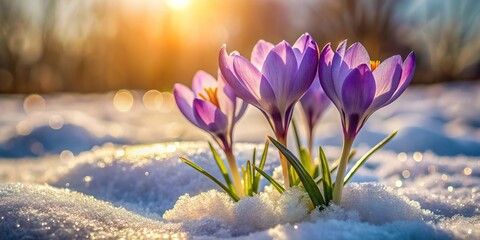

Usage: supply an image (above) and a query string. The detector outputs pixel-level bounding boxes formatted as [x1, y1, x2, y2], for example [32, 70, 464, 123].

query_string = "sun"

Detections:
[166, 0, 191, 10]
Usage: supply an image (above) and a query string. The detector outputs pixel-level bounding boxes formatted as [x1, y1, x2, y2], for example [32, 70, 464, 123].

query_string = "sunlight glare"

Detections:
[166, 0, 191, 10]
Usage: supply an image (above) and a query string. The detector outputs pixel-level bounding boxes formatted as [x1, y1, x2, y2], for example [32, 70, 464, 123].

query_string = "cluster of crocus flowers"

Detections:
[219, 33, 319, 188]
[318, 40, 415, 204]
[174, 33, 415, 205]
[174, 70, 247, 196]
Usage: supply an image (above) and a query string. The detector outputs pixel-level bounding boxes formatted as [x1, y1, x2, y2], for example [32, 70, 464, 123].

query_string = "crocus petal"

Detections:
[218, 69, 245, 121]
[192, 99, 228, 133]
[173, 84, 199, 126]
[341, 64, 376, 117]
[261, 41, 297, 110]
[219, 46, 261, 106]
[331, 42, 353, 99]
[234, 100, 248, 123]
[292, 33, 312, 63]
[232, 55, 277, 113]
[369, 55, 402, 110]
[372, 55, 402, 96]
[251, 40, 274, 69]
[343, 42, 371, 68]
[300, 79, 330, 128]
[290, 36, 318, 104]
[336, 40, 347, 55]
[217, 70, 236, 118]
[385, 52, 416, 105]
[293, 33, 310, 53]
[192, 70, 217, 97]
[334, 42, 371, 96]
[319, 43, 342, 108]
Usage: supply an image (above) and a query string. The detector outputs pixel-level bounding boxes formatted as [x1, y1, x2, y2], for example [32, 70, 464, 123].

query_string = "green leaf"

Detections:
[344, 131, 397, 185]
[252, 147, 257, 168]
[312, 164, 320, 179]
[318, 146, 333, 203]
[253, 139, 269, 193]
[246, 161, 253, 196]
[208, 142, 235, 193]
[242, 165, 247, 196]
[289, 164, 299, 186]
[254, 166, 285, 193]
[300, 147, 314, 176]
[180, 157, 240, 202]
[315, 149, 356, 184]
[268, 136, 325, 207]
[251, 147, 257, 192]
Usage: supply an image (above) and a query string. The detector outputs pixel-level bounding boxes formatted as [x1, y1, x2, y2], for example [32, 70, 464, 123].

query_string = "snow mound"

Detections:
[164, 187, 311, 236]
[0, 124, 125, 158]
[0, 142, 479, 239]
[0, 183, 184, 239]
[1, 183, 473, 240]
[45, 142, 279, 216]
[341, 183, 433, 224]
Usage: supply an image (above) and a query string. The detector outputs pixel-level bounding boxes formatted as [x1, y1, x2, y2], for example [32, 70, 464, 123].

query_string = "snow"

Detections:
[0, 82, 479, 239]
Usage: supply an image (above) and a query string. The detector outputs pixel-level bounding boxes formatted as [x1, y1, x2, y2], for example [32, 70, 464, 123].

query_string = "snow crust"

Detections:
[0, 83, 479, 239]
[0, 142, 478, 239]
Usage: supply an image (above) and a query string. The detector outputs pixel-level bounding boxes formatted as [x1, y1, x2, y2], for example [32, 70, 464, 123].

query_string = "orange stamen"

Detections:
[370, 60, 381, 71]
[199, 87, 220, 108]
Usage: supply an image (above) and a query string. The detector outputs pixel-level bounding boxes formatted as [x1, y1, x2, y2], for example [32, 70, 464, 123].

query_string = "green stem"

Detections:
[277, 136, 291, 189]
[225, 149, 244, 197]
[332, 136, 354, 204]
[307, 126, 314, 158]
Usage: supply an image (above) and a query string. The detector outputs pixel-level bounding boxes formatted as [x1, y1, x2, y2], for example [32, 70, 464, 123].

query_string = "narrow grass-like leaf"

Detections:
[251, 147, 257, 192]
[253, 139, 269, 193]
[208, 142, 234, 193]
[315, 149, 357, 184]
[312, 164, 320, 179]
[318, 146, 333, 203]
[242, 165, 247, 196]
[252, 147, 257, 173]
[289, 165, 299, 186]
[344, 131, 397, 184]
[254, 166, 285, 193]
[292, 119, 313, 182]
[269, 136, 325, 207]
[300, 147, 314, 176]
[180, 157, 240, 202]
[246, 161, 253, 196]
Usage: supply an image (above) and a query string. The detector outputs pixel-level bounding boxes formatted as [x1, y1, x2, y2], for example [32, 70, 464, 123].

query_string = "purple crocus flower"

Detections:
[174, 70, 248, 196]
[318, 40, 415, 204]
[219, 33, 319, 188]
[299, 78, 330, 154]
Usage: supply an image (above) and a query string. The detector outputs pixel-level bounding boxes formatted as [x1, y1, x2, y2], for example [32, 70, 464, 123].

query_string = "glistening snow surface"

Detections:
[0, 83, 479, 239]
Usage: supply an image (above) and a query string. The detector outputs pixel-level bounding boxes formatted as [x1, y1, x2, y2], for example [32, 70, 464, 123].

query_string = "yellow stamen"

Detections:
[199, 87, 220, 108]
[370, 60, 381, 71]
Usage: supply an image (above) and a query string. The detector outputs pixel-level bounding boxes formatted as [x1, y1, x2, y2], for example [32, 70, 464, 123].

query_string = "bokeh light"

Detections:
[49, 115, 64, 130]
[23, 94, 46, 114]
[143, 90, 163, 110]
[113, 90, 134, 112]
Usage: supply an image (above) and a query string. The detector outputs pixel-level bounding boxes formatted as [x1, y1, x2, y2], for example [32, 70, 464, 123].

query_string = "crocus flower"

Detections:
[174, 70, 248, 196]
[219, 33, 319, 188]
[318, 40, 415, 204]
[299, 78, 330, 154]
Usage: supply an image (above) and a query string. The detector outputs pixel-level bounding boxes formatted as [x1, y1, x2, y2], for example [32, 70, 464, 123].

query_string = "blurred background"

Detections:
[0, 0, 479, 94]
